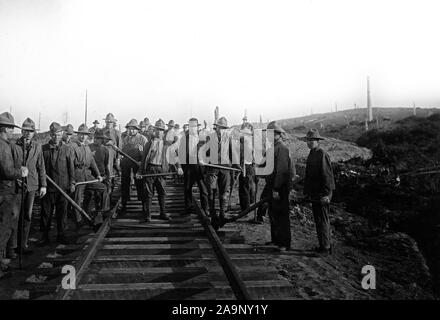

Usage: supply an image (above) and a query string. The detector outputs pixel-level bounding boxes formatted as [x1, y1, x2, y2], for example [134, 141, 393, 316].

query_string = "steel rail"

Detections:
[54, 197, 121, 300]
[193, 200, 251, 300]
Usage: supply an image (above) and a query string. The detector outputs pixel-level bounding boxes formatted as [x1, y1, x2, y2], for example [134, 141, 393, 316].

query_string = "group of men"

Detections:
[0, 110, 335, 280]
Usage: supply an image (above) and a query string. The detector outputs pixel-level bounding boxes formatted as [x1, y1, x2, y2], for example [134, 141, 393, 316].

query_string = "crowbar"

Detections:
[46, 176, 102, 231]
[111, 145, 139, 166]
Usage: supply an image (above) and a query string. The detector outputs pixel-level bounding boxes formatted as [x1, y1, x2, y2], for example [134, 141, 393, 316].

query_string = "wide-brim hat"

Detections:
[125, 119, 140, 130]
[213, 116, 229, 129]
[62, 124, 74, 135]
[305, 128, 324, 140]
[94, 128, 111, 139]
[153, 119, 166, 131]
[167, 120, 175, 127]
[74, 123, 92, 134]
[0, 112, 20, 128]
[21, 117, 37, 131]
[93, 120, 100, 125]
[103, 113, 117, 123]
[264, 121, 286, 134]
[49, 122, 63, 133]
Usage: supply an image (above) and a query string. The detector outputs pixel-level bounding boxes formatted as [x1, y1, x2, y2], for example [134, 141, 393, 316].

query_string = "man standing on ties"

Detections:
[137, 119, 183, 222]
[7, 118, 46, 257]
[71, 124, 103, 230]
[203, 116, 240, 229]
[0, 112, 28, 278]
[304, 129, 335, 256]
[40, 122, 75, 245]
[238, 122, 256, 212]
[84, 128, 110, 219]
[119, 119, 148, 215]
[179, 118, 209, 216]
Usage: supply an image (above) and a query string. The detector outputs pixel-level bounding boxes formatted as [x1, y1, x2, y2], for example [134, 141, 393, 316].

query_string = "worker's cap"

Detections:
[153, 119, 166, 131]
[305, 128, 324, 140]
[213, 117, 229, 129]
[125, 119, 141, 130]
[0, 112, 20, 128]
[74, 123, 92, 135]
[62, 124, 74, 135]
[103, 113, 117, 123]
[49, 122, 63, 133]
[264, 121, 285, 134]
[21, 118, 37, 132]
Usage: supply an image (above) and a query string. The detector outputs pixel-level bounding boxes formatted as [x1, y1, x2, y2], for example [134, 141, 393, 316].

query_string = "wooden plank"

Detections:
[78, 280, 291, 291]
[101, 243, 252, 250]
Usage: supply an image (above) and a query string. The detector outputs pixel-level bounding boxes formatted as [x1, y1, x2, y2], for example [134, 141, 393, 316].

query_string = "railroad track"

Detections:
[26, 178, 295, 300]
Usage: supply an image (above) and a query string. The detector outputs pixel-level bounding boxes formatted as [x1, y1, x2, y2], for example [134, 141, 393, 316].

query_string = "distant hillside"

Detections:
[275, 107, 440, 142]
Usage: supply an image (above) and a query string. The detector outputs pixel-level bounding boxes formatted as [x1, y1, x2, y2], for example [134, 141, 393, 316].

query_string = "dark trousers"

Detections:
[0, 194, 19, 258]
[40, 192, 67, 238]
[268, 187, 291, 248]
[83, 181, 108, 217]
[238, 164, 256, 211]
[8, 191, 35, 250]
[206, 168, 230, 218]
[183, 165, 208, 213]
[121, 159, 145, 205]
[144, 165, 166, 215]
[312, 202, 331, 249]
[257, 183, 270, 219]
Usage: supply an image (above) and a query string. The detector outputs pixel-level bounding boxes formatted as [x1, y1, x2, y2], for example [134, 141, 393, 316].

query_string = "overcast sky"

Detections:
[1, 0, 440, 130]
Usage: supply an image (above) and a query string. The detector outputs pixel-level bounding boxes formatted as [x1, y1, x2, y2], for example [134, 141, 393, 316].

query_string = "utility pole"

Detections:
[413, 102, 416, 116]
[214, 106, 219, 123]
[335, 103, 338, 112]
[84, 89, 88, 125]
[38, 112, 41, 130]
[367, 76, 373, 121]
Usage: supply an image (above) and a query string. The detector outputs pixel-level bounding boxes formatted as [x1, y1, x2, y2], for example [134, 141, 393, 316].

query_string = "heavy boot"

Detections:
[144, 198, 152, 222]
[37, 232, 50, 247]
[158, 195, 169, 220]
[118, 201, 127, 217]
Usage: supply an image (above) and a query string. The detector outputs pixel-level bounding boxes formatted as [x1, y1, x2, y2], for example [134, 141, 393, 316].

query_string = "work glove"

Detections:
[320, 195, 331, 205]
[97, 176, 103, 183]
[272, 190, 280, 201]
[39, 187, 47, 198]
[70, 184, 76, 194]
[21, 166, 29, 178]
[177, 168, 184, 176]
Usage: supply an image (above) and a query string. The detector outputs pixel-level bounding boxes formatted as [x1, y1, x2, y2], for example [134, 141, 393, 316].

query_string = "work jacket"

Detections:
[89, 143, 110, 177]
[121, 133, 148, 163]
[14, 137, 47, 192]
[42, 140, 75, 193]
[304, 147, 335, 198]
[72, 141, 100, 183]
[0, 136, 22, 195]
[265, 139, 295, 192]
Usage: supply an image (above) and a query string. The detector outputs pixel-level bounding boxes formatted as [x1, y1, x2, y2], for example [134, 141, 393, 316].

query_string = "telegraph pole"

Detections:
[84, 90, 88, 125]
[38, 112, 41, 130]
[367, 77, 373, 121]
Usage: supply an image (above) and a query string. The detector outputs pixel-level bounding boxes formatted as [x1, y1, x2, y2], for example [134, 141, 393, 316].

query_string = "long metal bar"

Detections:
[111, 145, 139, 165]
[202, 163, 242, 172]
[227, 197, 271, 223]
[74, 179, 100, 187]
[46, 176, 93, 224]
[137, 172, 177, 178]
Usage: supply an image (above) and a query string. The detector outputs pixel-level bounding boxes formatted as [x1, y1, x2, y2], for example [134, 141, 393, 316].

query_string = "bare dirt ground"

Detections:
[225, 180, 438, 300]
